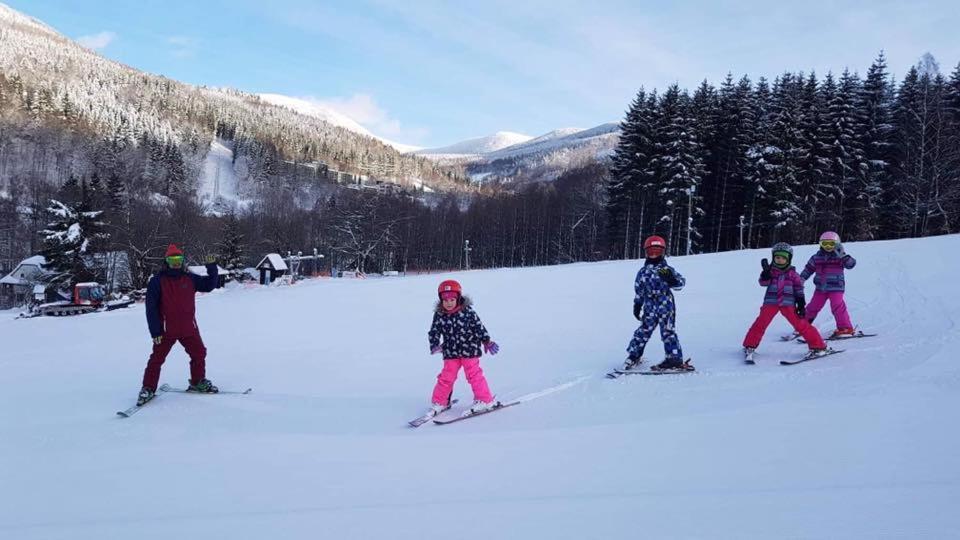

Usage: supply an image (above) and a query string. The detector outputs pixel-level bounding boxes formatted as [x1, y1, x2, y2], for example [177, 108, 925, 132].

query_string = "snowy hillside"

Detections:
[257, 94, 421, 153]
[415, 122, 620, 185]
[197, 137, 245, 215]
[413, 131, 533, 158]
[2, 235, 959, 538]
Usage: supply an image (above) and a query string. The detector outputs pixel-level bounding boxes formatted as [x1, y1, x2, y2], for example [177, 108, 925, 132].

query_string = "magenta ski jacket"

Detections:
[800, 250, 856, 292]
[759, 266, 805, 307]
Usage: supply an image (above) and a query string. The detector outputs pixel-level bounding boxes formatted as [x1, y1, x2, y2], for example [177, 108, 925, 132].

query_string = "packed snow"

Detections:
[1, 235, 958, 539]
[197, 137, 255, 216]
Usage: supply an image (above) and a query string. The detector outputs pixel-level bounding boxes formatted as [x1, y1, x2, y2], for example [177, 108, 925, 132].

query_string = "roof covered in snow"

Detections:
[0, 255, 47, 286]
[256, 253, 288, 271]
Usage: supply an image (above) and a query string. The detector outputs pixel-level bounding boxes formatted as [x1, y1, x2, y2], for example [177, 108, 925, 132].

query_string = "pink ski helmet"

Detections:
[819, 231, 841, 243]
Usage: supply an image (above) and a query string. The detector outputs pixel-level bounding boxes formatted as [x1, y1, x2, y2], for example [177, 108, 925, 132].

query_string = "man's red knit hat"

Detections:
[165, 244, 183, 257]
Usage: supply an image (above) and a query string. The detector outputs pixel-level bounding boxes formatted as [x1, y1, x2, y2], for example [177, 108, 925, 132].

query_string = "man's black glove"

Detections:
[795, 296, 806, 318]
[633, 302, 642, 321]
[760, 258, 772, 281]
[658, 266, 678, 287]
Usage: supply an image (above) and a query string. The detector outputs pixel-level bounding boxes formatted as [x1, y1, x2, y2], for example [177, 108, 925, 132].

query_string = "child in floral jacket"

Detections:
[426, 280, 500, 417]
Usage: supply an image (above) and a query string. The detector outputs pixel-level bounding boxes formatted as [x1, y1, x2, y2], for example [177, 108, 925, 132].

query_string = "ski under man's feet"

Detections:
[136, 386, 156, 406]
[186, 379, 218, 393]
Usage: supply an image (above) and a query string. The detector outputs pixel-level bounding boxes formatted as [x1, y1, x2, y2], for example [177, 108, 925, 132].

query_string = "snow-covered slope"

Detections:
[413, 131, 533, 158]
[197, 137, 246, 215]
[257, 94, 420, 153]
[2, 235, 959, 538]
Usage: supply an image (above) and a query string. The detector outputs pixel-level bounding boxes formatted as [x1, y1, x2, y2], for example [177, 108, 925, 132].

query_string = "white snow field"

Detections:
[1, 235, 959, 539]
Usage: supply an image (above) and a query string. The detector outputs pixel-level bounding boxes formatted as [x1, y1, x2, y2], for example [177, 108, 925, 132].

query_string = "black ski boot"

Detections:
[186, 379, 219, 393]
[137, 386, 156, 406]
[651, 357, 691, 372]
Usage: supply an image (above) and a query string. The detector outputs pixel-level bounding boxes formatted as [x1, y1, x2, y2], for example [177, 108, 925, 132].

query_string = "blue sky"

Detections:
[6, 0, 960, 147]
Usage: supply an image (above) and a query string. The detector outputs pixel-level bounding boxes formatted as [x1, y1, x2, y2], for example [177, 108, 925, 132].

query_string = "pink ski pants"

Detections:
[431, 357, 493, 405]
[806, 290, 853, 330]
[743, 305, 827, 350]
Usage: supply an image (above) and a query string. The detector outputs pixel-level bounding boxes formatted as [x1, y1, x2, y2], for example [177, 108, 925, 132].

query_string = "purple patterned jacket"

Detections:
[760, 266, 805, 307]
[800, 249, 856, 292]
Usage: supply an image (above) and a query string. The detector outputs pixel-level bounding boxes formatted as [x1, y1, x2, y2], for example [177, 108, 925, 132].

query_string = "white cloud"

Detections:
[167, 36, 197, 59]
[77, 31, 116, 51]
[315, 93, 428, 144]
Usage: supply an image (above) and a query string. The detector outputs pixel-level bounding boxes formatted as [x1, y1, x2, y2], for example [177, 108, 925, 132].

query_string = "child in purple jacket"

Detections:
[800, 231, 857, 338]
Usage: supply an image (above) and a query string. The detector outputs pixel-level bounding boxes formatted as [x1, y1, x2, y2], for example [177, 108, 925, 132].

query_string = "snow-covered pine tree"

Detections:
[711, 74, 754, 251]
[218, 213, 245, 282]
[39, 199, 108, 290]
[690, 79, 720, 249]
[766, 73, 806, 241]
[608, 88, 656, 258]
[744, 77, 775, 247]
[853, 52, 895, 240]
[649, 84, 706, 254]
[798, 72, 832, 238]
[822, 69, 866, 234]
[944, 63, 960, 232]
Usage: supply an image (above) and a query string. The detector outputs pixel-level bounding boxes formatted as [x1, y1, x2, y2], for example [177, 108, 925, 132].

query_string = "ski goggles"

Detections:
[819, 240, 837, 249]
[165, 255, 184, 266]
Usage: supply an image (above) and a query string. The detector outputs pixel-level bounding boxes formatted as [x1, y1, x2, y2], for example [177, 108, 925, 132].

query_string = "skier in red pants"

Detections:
[742, 242, 828, 360]
[137, 244, 220, 405]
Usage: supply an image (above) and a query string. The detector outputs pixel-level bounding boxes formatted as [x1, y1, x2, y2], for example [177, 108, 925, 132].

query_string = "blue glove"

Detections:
[483, 341, 500, 355]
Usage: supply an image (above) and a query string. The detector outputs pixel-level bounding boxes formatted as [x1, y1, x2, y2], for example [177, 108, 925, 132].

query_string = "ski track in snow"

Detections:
[2, 235, 959, 539]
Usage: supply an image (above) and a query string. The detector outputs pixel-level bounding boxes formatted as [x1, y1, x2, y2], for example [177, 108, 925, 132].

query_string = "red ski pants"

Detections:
[142, 333, 207, 390]
[743, 305, 826, 350]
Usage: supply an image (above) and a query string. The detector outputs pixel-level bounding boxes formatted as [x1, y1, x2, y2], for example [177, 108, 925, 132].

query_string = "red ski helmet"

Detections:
[643, 236, 667, 257]
[438, 280, 462, 299]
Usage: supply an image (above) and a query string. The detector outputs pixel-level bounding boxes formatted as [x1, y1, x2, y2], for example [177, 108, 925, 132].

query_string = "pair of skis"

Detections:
[780, 329, 877, 343]
[408, 399, 521, 427]
[606, 359, 695, 379]
[116, 383, 252, 418]
[746, 347, 844, 366]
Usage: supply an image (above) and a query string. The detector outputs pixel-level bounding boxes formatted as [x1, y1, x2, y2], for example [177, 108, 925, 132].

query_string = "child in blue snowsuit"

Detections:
[624, 236, 688, 371]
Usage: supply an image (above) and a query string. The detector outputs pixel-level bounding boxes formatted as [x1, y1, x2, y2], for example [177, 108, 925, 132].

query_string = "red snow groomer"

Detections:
[37, 282, 133, 316]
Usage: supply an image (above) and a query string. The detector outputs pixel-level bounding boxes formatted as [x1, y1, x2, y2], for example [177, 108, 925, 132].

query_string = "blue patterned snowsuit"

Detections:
[626, 260, 686, 360]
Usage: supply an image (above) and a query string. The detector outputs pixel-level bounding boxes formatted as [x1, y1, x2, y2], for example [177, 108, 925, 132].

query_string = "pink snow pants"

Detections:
[806, 290, 853, 330]
[431, 357, 493, 405]
[743, 305, 827, 350]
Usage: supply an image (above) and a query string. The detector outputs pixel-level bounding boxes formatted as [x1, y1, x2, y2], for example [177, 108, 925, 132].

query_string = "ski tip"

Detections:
[116, 411, 129, 418]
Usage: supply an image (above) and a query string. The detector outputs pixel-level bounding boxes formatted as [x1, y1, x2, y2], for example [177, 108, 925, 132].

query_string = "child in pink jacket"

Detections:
[800, 231, 858, 338]
[743, 243, 827, 355]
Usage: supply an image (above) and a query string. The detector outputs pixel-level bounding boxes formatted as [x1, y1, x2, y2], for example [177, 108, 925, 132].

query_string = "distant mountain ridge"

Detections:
[413, 123, 620, 186]
[413, 131, 533, 157]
